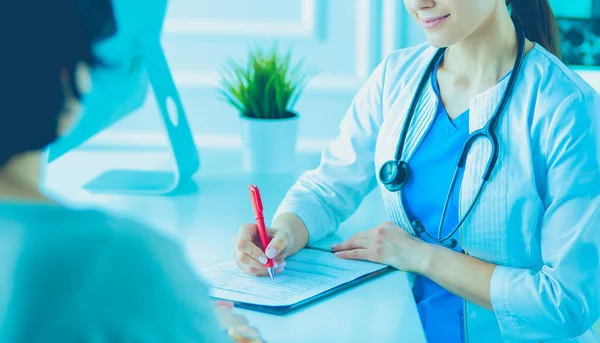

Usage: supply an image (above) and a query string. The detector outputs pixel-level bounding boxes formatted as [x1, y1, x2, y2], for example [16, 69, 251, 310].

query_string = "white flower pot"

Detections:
[239, 114, 299, 173]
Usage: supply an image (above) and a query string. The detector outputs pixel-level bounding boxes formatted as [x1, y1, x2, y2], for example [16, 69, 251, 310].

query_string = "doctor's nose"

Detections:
[405, 0, 436, 12]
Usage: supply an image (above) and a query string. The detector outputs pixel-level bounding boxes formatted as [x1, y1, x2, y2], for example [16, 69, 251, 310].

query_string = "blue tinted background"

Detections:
[79, 0, 599, 154]
[550, 0, 597, 18]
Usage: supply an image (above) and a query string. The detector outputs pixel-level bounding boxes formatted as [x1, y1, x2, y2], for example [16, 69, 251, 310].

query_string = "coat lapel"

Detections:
[381, 81, 438, 235]
[459, 77, 511, 260]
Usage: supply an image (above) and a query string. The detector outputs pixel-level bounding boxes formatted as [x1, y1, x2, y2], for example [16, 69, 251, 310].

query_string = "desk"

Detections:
[42, 147, 426, 343]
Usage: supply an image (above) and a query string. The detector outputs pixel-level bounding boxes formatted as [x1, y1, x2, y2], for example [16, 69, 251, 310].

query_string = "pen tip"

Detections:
[268, 268, 275, 280]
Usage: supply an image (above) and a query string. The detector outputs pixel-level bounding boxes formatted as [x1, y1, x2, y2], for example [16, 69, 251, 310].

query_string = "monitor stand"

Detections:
[81, 39, 199, 195]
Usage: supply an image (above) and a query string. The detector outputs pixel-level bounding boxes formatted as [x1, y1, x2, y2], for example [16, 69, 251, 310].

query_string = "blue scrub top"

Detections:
[402, 58, 513, 343]
[401, 58, 469, 343]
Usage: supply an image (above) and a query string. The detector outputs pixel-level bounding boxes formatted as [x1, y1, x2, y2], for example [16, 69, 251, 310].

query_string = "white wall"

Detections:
[87, 0, 598, 151]
[89, 0, 424, 151]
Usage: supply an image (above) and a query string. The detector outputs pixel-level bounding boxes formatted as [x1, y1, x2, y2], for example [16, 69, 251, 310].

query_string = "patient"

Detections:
[0, 1, 253, 342]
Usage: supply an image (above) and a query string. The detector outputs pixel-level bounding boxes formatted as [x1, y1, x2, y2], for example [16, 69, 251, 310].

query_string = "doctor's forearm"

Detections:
[418, 244, 496, 311]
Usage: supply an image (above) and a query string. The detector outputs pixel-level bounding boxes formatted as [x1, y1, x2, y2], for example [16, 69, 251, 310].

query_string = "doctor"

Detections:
[233, 0, 600, 342]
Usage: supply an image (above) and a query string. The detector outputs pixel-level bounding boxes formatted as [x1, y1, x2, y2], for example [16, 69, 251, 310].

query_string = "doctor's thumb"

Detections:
[265, 230, 289, 259]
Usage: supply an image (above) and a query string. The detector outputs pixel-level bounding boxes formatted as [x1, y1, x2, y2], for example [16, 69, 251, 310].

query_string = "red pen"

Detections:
[249, 184, 275, 280]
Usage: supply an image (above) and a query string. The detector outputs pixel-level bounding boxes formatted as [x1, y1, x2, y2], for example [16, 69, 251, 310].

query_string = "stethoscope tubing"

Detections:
[384, 21, 527, 246]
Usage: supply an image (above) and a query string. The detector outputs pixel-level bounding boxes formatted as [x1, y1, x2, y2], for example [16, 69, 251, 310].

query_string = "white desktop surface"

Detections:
[42, 147, 427, 343]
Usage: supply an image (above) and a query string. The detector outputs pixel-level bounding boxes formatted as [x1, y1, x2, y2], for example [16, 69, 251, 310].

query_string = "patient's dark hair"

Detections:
[0, 0, 116, 166]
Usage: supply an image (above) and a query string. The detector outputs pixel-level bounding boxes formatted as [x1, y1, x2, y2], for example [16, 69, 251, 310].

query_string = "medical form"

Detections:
[200, 248, 390, 312]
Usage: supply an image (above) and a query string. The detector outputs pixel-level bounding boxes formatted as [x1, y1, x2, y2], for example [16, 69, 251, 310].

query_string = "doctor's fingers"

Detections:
[234, 240, 269, 266]
[233, 247, 287, 269]
[234, 258, 285, 277]
[331, 237, 369, 252]
[265, 230, 291, 259]
[334, 248, 369, 261]
[234, 258, 268, 276]
[235, 249, 268, 270]
[236, 223, 259, 243]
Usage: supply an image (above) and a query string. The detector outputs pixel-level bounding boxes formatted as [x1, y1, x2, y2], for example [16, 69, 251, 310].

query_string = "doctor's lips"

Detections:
[420, 14, 450, 29]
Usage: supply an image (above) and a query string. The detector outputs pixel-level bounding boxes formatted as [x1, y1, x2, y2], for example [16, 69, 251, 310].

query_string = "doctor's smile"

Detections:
[420, 14, 451, 29]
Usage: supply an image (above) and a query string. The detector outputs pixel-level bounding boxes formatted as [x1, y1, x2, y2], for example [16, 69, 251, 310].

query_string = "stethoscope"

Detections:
[378, 23, 526, 249]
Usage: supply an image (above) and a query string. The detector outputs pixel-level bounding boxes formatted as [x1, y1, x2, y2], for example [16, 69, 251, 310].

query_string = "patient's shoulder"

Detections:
[0, 203, 215, 342]
[0, 202, 182, 290]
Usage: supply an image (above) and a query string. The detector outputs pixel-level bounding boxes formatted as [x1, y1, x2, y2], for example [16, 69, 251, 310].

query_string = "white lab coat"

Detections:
[0, 201, 230, 343]
[274, 42, 600, 342]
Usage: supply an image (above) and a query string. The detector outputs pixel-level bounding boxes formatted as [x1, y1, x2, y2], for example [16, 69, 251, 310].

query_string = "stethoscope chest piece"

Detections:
[379, 159, 409, 192]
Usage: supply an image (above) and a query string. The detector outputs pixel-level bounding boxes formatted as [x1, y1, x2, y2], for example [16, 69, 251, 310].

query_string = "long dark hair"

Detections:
[507, 0, 562, 59]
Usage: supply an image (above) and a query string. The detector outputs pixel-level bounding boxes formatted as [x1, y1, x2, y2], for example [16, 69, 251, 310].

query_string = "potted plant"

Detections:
[218, 44, 313, 173]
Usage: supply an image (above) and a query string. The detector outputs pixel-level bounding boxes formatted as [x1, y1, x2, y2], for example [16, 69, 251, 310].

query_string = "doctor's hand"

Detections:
[233, 223, 292, 276]
[331, 221, 431, 274]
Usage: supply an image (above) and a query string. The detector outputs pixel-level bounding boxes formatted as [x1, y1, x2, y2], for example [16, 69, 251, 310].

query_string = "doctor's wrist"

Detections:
[412, 241, 439, 275]
[272, 212, 310, 255]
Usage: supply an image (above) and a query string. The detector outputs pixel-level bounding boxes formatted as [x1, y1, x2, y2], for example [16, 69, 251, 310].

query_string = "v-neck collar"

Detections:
[429, 50, 515, 134]
[389, 47, 517, 235]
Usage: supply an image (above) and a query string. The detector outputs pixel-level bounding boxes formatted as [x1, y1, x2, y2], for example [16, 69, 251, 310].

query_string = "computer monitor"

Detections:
[46, 0, 199, 195]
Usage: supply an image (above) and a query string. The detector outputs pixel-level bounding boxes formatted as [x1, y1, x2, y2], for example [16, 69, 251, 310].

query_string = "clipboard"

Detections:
[226, 266, 393, 315]
[201, 248, 395, 316]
